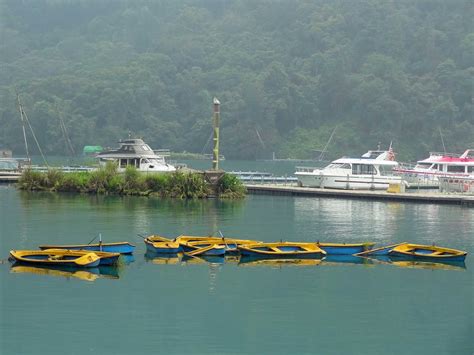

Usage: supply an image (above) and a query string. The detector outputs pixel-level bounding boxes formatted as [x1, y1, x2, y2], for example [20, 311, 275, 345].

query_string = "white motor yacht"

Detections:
[96, 138, 176, 173]
[295, 149, 402, 190]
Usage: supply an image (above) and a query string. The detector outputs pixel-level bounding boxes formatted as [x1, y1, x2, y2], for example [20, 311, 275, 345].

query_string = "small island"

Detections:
[17, 164, 246, 199]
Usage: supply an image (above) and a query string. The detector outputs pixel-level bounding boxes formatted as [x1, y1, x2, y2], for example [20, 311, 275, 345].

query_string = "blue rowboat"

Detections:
[389, 243, 467, 262]
[144, 236, 181, 254]
[238, 242, 326, 259]
[354, 243, 407, 256]
[39, 242, 135, 254]
[315, 242, 375, 255]
[9, 250, 101, 268]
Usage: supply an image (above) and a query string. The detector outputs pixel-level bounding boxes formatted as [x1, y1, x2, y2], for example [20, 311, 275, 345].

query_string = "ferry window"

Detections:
[447, 165, 465, 173]
[468, 166, 474, 173]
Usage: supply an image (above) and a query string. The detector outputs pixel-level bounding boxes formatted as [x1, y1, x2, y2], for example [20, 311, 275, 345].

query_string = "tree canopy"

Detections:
[1, 0, 472, 161]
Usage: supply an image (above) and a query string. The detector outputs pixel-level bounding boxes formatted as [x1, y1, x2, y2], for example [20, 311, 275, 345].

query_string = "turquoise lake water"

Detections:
[0, 184, 472, 355]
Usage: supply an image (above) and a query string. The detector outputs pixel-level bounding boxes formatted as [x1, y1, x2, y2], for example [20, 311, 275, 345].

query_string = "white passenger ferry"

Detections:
[96, 138, 176, 173]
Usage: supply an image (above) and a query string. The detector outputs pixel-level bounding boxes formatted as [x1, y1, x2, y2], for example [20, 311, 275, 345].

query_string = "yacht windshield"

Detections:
[327, 163, 350, 169]
[415, 163, 433, 170]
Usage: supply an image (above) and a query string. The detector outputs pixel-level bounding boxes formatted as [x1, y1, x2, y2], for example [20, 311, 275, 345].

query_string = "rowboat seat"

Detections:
[48, 255, 64, 261]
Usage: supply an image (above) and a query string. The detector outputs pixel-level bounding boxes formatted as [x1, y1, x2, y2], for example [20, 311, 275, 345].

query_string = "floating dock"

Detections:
[245, 184, 474, 207]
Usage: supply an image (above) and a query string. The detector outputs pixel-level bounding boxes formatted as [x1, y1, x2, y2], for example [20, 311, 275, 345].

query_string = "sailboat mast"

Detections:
[16, 93, 31, 161]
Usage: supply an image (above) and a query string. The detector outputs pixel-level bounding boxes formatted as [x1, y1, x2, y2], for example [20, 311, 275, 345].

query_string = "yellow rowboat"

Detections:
[177, 235, 261, 254]
[144, 236, 181, 253]
[238, 242, 326, 259]
[182, 243, 226, 257]
[39, 241, 135, 254]
[9, 250, 101, 268]
[389, 243, 467, 262]
[41, 248, 120, 266]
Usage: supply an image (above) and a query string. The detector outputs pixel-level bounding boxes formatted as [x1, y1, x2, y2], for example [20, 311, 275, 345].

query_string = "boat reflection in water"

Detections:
[239, 256, 323, 267]
[321, 254, 375, 266]
[181, 254, 225, 265]
[10, 264, 120, 281]
[358, 256, 466, 271]
[144, 251, 180, 265]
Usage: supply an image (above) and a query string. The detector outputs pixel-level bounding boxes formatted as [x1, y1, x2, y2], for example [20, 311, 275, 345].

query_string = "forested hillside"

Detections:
[1, 0, 472, 160]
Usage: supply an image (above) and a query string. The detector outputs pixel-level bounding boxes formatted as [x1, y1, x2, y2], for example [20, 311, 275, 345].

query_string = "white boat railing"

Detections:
[439, 176, 474, 194]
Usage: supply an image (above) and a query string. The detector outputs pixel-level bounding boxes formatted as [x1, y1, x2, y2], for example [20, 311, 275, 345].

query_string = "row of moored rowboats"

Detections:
[9, 235, 467, 269]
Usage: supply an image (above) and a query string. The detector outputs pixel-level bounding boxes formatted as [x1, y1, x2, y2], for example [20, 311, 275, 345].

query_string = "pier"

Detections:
[245, 184, 474, 207]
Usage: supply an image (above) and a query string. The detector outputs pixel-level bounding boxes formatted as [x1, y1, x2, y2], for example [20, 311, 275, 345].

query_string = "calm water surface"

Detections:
[0, 185, 472, 355]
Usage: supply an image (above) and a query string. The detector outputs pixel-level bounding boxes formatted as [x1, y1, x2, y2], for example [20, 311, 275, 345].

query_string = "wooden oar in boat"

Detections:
[353, 242, 407, 256]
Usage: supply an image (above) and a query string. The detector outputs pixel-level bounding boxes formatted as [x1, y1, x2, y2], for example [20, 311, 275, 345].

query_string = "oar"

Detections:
[218, 230, 230, 250]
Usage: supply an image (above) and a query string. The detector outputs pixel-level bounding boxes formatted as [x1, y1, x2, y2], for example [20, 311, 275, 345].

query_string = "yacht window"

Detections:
[123, 146, 128, 151]
[142, 145, 151, 151]
[378, 165, 393, 176]
[120, 159, 127, 168]
[352, 164, 375, 175]
[142, 158, 150, 163]
[447, 165, 465, 173]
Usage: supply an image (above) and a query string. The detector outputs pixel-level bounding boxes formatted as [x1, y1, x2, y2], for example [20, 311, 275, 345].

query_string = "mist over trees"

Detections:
[0, 0, 472, 161]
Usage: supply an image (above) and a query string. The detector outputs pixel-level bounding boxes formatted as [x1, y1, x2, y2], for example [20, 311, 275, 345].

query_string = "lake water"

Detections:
[0, 184, 472, 355]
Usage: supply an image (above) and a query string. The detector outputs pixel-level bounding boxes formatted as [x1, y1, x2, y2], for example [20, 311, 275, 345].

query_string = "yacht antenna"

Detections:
[439, 127, 447, 154]
[319, 126, 337, 161]
[16, 92, 49, 167]
[15, 91, 30, 161]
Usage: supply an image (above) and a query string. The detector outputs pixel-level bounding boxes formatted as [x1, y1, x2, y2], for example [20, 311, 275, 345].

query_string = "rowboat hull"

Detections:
[39, 242, 136, 254]
[389, 244, 467, 262]
[316, 242, 375, 255]
[354, 243, 407, 256]
[10, 250, 100, 268]
[238, 242, 326, 259]
[144, 237, 181, 254]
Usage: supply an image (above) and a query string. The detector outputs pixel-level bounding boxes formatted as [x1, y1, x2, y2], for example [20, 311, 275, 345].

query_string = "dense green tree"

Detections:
[0, 0, 472, 161]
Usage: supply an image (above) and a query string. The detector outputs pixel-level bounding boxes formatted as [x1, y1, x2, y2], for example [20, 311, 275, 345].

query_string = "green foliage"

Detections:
[16, 169, 245, 199]
[218, 173, 246, 198]
[1, 1, 473, 161]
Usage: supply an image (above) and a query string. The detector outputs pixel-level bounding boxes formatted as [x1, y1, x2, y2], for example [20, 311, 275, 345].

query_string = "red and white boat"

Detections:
[394, 149, 474, 187]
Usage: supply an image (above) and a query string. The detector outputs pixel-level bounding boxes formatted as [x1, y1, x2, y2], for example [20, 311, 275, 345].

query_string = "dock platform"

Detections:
[245, 184, 474, 207]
